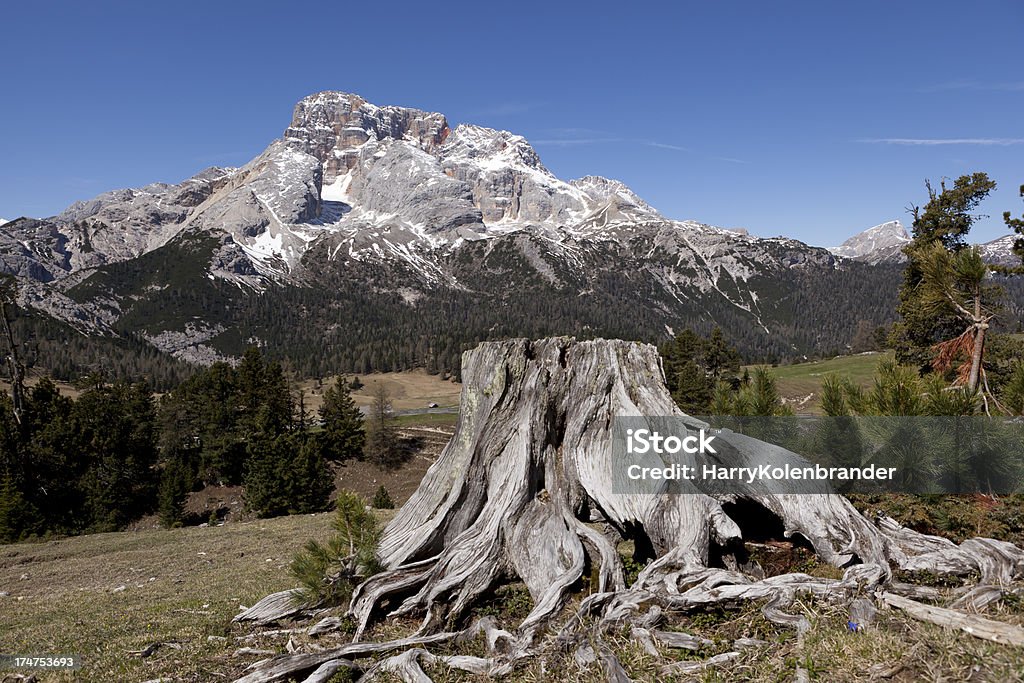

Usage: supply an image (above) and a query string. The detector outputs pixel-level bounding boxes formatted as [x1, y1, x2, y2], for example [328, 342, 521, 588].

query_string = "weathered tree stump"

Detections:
[235, 338, 1024, 683]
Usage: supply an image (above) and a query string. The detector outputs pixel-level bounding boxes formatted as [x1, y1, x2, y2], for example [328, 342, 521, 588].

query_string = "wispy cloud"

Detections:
[644, 141, 689, 152]
[860, 137, 1024, 146]
[919, 80, 1024, 93]
[544, 127, 609, 137]
[531, 130, 747, 162]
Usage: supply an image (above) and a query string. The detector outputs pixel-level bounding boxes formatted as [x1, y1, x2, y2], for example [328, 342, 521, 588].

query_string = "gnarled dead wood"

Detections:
[882, 592, 1024, 646]
[233, 632, 458, 683]
[236, 338, 1024, 683]
[234, 589, 304, 625]
[300, 659, 357, 683]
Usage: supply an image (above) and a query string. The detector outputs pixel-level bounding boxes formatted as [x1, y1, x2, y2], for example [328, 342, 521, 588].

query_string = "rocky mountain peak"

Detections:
[441, 124, 547, 174]
[284, 91, 451, 183]
[828, 220, 909, 264]
[570, 176, 658, 214]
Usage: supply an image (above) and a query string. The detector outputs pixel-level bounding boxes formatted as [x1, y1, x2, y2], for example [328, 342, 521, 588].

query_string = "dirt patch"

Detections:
[334, 424, 455, 505]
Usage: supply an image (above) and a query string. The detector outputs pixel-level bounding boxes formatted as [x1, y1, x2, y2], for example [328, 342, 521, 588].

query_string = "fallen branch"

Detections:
[881, 592, 1024, 646]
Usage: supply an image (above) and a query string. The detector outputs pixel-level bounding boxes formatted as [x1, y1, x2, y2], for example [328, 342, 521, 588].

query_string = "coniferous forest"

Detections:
[0, 348, 367, 542]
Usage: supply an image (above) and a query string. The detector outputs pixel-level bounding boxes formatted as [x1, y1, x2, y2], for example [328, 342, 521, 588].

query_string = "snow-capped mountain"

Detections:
[979, 235, 1022, 266]
[0, 91, 911, 368]
[829, 220, 1021, 268]
[828, 221, 910, 264]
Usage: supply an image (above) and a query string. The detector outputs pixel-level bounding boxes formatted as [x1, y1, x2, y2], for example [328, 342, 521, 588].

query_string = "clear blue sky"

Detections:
[2, 0, 1021, 245]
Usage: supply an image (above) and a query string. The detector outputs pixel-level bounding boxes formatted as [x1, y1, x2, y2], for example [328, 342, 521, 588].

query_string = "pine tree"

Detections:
[289, 490, 382, 607]
[1001, 362, 1024, 416]
[814, 375, 866, 490]
[1001, 184, 1024, 271]
[892, 173, 997, 372]
[704, 327, 741, 380]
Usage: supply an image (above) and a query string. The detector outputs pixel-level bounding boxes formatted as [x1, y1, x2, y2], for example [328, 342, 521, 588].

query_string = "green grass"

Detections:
[749, 352, 893, 414]
[393, 412, 459, 428]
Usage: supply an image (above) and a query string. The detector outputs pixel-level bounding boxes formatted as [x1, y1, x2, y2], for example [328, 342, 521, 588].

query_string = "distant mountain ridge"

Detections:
[827, 220, 1018, 266]
[0, 91, 1014, 377]
[828, 221, 910, 264]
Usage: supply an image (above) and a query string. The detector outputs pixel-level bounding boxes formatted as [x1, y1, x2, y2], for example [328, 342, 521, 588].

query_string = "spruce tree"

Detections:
[244, 433, 332, 518]
[286, 434, 333, 514]
[242, 433, 287, 518]
[320, 377, 365, 462]
[158, 458, 193, 528]
[372, 485, 395, 509]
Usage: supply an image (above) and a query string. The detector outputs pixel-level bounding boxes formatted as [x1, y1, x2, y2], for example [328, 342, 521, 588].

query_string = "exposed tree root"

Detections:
[233, 338, 1024, 683]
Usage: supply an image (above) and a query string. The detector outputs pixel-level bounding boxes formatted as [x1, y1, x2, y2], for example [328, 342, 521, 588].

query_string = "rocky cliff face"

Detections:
[285, 91, 451, 181]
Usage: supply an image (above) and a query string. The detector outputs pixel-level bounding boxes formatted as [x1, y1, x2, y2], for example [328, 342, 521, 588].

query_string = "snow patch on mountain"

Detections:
[829, 221, 909, 263]
[980, 235, 1020, 266]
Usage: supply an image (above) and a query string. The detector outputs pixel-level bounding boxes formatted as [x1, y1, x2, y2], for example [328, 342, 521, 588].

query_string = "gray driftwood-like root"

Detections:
[233, 338, 1024, 683]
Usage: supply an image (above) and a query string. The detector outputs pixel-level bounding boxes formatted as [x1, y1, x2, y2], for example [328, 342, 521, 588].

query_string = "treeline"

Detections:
[55, 225, 919, 383]
[232, 240, 908, 377]
[0, 348, 370, 543]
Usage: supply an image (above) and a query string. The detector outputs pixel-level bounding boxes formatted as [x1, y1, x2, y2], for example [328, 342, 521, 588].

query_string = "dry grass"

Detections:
[296, 370, 462, 414]
[416, 596, 1024, 682]
[4, 512, 1024, 682]
[0, 513, 334, 682]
